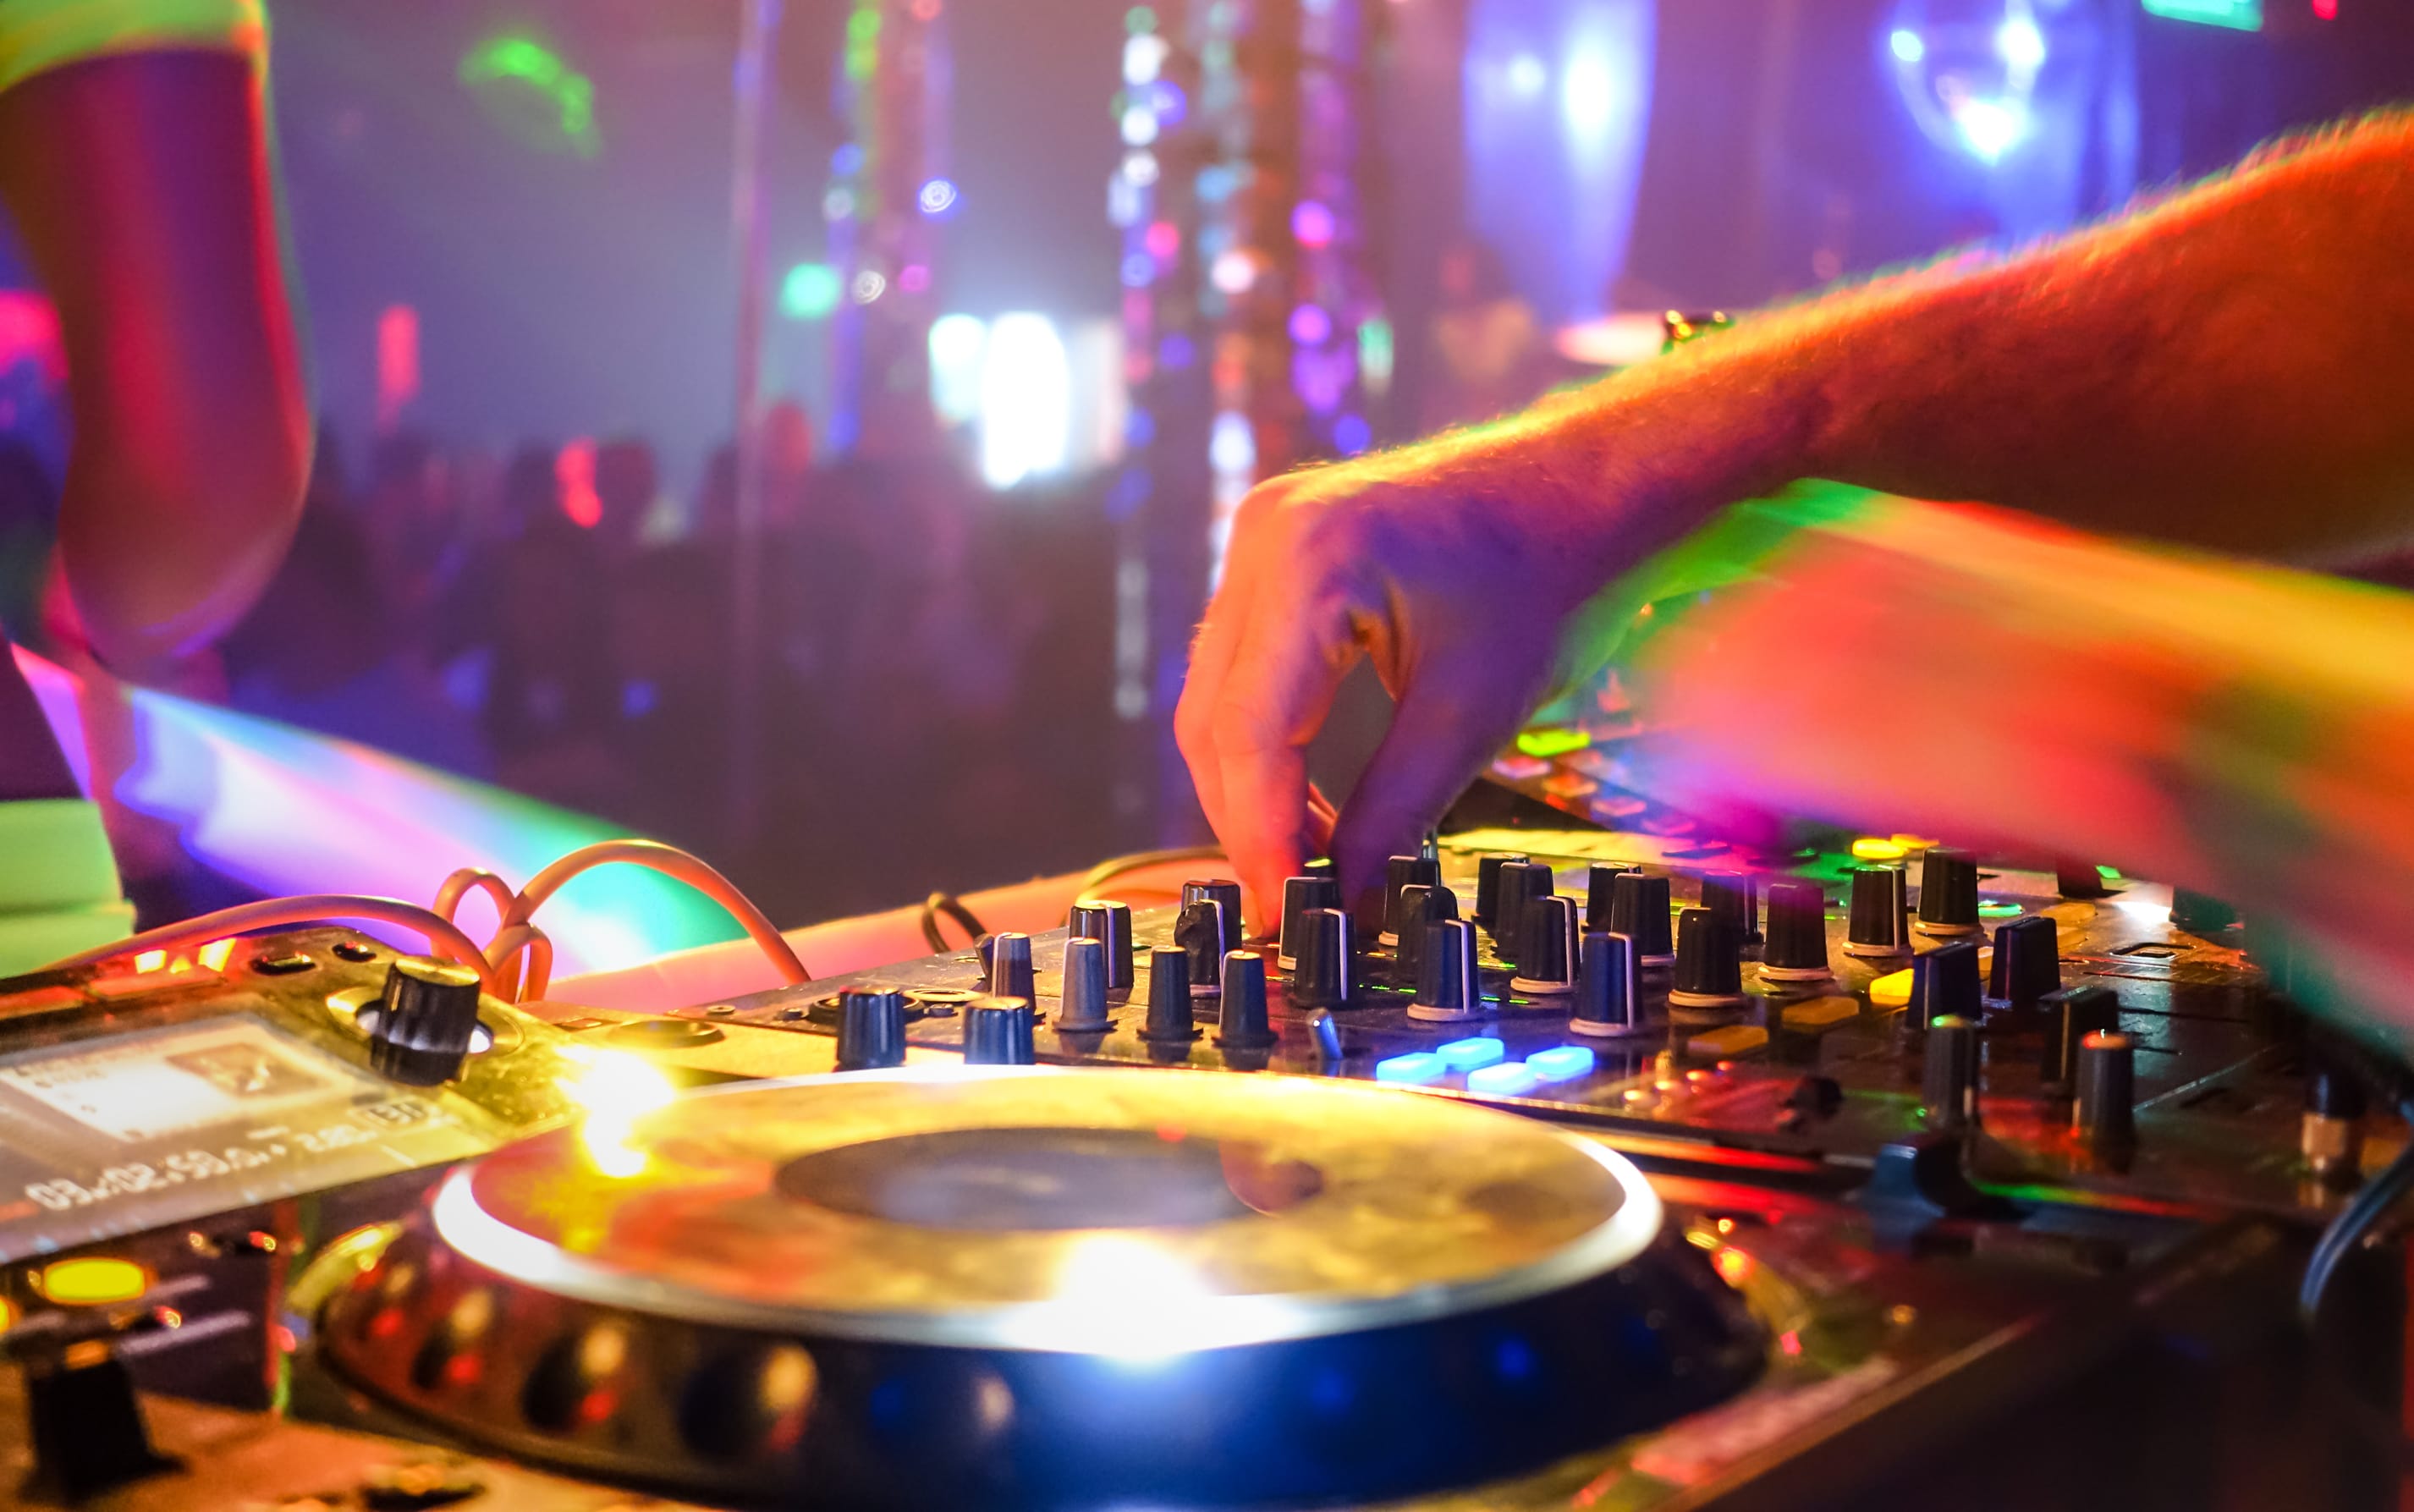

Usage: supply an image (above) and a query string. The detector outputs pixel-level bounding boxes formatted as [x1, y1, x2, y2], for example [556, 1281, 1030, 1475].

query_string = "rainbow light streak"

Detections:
[14, 650, 741, 976]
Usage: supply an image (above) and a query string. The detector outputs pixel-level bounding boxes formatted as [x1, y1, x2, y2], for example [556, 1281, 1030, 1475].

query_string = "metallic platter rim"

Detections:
[429, 1064, 1665, 1352]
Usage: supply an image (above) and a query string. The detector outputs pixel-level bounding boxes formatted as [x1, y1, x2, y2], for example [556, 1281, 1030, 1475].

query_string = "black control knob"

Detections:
[1174, 901, 1226, 997]
[369, 957, 484, 1086]
[1379, 855, 1442, 944]
[1216, 950, 1278, 1048]
[1909, 940, 1982, 1027]
[2303, 1053, 2367, 1185]
[2039, 984, 2120, 1090]
[1057, 937, 1114, 1031]
[1916, 848, 1981, 936]
[833, 987, 909, 1071]
[2169, 888, 2238, 935]
[2074, 1031, 2136, 1145]
[1067, 899, 1136, 996]
[1180, 880, 1245, 958]
[1700, 871, 1761, 945]
[1585, 864, 1636, 931]
[1922, 1014, 1981, 1132]
[1491, 860, 1554, 967]
[1604, 871, 1675, 965]
[1475, 852, 1531, 928]
[963, 995, 1037, 1065]
[1668, 908, 1744, 1009]
[1510, 894, 1580, 995]
[1393, 882, 1458, 987]
[987, 932, 1036, 1009]
[1278, 875, 1342, 970]
[1761, 881, 1831, 981]
[1845, 866, 1909, 958]
[1571, 932, 1646, 1037]
[1408, 918, 1482, 1022]
[1289, 907, 1355, 1009]
[1986, 915, 2060, 1007]
[1140, 946, 1201, 1043]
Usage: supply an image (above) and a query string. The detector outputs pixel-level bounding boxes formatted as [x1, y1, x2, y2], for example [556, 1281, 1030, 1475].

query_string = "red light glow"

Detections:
[556, 438, 602, 529]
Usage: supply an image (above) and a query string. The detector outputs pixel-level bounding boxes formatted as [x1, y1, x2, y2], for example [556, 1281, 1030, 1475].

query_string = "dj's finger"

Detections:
[1210, 591, 1361, 923]
[1332, 654, 1540, 912]
[1174, 568, 1261, 848]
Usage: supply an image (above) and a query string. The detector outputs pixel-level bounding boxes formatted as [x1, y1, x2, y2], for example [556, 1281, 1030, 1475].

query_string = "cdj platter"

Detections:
[313, 1069, 1758, 1508]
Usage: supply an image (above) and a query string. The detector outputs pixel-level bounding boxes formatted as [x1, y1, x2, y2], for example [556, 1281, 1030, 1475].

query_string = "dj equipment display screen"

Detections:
[0, 1015, 490, 1262]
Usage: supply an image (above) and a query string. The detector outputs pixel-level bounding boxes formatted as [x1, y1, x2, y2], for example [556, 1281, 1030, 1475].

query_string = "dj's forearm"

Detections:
[1654, 112, 2414, 560]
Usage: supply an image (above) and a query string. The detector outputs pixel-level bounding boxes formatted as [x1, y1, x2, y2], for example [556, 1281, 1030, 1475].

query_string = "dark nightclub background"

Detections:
[1, 0, 2409, 937]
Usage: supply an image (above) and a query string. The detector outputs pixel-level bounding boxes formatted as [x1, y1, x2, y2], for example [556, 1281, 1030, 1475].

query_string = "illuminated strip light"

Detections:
[12, 649, 739, 975]
[2141, 0, 2263, 29]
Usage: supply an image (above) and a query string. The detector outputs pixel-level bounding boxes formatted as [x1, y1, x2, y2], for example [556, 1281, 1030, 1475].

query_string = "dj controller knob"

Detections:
[1216, 950, 1278, 1048]
[1057, 937, 1116, 1031]
[1510, 895, 1580, 996]
[1491, 861, 1553, 967]
[1760, 881, 1832, 982]
[2074, 1031, 2136, 1146]
[1985, 915, 2061, 1008]
[1181, 879, 1245, 959]
[1700, 872, 1761, 945]
[1667, 908, 1744, 1011]
[369, 956, 485, 1086]
[1603, 870, 1676, 967]
[1068, 899, 1136, 996]
[1915, 848, 1982, 937]
[1393, 882, 1458, 986]
[1379, 855, 1442, 945]
[1909, 940, 1982, 1028]
[1278, 875, 1342, 971]
[1571, 932, 1647, 1037]
[2039, 984, 2120, 1091]
[2302, 1057, 2367, 1186]
[1289, 908, 1356, 1009]
[1922, 1014, 1982, 1132]
[1585, 864, 1634, 928]
[1139, 946, 1201, 1044]
[963, 995, 1038, 1065]
[1174, 901, 1227, 997]
[1408, 918, 1484, 1022]
[1845, 866, 1910, 959]
[988, 932, 1037, 1009]
[1474, 852, 1530, 928]
[833, 987, 909, 1071]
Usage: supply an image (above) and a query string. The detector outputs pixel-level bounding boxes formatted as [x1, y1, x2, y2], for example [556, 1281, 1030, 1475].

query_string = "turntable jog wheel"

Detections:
[316, 1067, 1762, 1507]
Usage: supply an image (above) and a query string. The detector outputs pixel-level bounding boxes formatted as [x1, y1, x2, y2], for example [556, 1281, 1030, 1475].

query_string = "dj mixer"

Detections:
[0, 789, 2400, 1509]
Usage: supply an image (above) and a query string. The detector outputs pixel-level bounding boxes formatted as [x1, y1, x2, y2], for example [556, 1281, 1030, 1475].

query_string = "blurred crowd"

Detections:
[0, 399, 1124, 926]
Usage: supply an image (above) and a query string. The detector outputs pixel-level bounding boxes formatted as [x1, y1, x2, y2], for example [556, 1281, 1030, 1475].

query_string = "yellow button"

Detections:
[1782, 996, 1860, 1030]
[1871, 951, 1991, 1009]
[1687, 1025, 1768, 1058]
[1889, 834, 1938, 852]
[1850, 838, 1906, 862]
[36, 1256, 151, 1306]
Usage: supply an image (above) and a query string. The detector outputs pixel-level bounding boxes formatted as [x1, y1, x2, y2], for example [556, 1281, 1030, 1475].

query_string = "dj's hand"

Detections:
[1174, 432, 1657, 926]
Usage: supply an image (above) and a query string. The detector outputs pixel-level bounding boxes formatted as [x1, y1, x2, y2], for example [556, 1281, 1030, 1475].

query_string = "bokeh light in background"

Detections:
[1464, 0, 1654, 327]
[979, 314, 1072, 489]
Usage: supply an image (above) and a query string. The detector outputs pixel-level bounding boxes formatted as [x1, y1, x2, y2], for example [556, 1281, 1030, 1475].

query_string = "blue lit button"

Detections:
[1465, 1062, 1541, 1097]
[1434, 1036, 1506, 1071]
[1526, 1046, 1597, 1084]
[1375, 1053, 1448, 1086]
